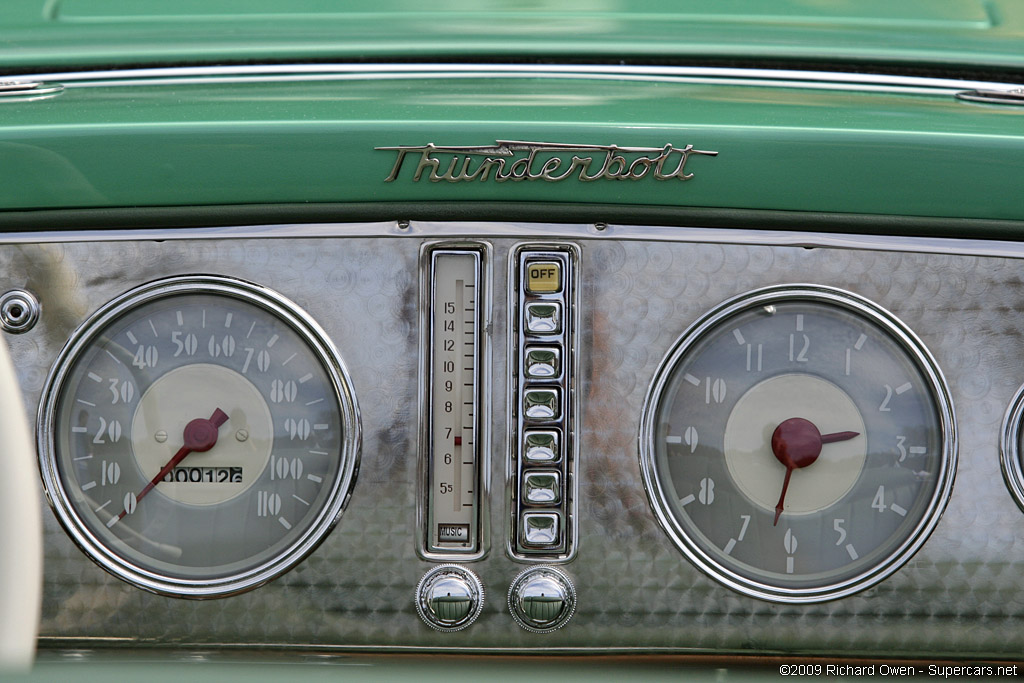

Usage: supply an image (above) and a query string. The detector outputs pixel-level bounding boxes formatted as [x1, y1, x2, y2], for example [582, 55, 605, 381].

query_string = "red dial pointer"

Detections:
[771, 417, 858, 526]
[117, 408, 229, 520]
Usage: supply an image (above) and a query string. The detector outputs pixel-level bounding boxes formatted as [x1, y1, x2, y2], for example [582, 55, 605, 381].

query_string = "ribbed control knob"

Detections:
[415, 565, 484, 632]
[508, 566, 576, 633]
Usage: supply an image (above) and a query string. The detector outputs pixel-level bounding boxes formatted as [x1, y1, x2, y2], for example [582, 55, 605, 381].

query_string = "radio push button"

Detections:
[522, 512, 560, 547]
[525, 261, 562, 294]
[524, 431, 560, 464]
[524, 388, 560, 421]
[523, 471, 561, 505]
[525, 346, 560, 379]
[525, 302, 561, 335]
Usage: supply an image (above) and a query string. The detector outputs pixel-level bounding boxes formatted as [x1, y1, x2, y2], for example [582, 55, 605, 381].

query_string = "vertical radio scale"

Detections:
[420, 244, 489, 559]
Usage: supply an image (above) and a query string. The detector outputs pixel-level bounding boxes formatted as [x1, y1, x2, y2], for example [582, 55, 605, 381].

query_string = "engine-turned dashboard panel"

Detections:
[4, 222, 1024, 659]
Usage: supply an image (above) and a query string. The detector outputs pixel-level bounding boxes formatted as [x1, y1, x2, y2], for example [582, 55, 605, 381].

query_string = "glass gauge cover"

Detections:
[640, 285, 956, 603]
[38, 276, 359, 598]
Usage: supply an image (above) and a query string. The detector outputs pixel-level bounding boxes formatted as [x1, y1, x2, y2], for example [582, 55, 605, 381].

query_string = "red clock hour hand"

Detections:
[117, 408, 229, 520]
[771, 417, 858, 526]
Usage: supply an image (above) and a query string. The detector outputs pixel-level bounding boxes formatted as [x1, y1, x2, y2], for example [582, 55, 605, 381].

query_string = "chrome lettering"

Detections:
[377, 140, 717, 184]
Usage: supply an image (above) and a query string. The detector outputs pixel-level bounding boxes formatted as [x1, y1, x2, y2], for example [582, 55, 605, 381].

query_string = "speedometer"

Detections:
[641, 285, 956, 603]
[38, 276, 359, 598]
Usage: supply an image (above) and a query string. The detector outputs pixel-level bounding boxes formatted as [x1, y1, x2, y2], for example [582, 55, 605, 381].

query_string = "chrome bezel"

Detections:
[416, 242, 492, 561]
[36, 275, 361, 598]
[506, 242, 581, 562]
[639, 284, 957, 604]
[999, 384, 1024, 514]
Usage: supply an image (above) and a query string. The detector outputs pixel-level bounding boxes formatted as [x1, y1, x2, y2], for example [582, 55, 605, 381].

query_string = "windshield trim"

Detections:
[9, 63, 1023, 96]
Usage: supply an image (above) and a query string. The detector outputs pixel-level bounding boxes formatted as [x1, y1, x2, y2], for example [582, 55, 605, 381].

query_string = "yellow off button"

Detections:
[526, 261, 562, 294]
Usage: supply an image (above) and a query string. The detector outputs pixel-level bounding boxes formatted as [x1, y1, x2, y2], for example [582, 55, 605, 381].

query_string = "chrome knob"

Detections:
[0, 290, 40, 334]
[415, 564, 484, 632]
[508, 566, 575, 633]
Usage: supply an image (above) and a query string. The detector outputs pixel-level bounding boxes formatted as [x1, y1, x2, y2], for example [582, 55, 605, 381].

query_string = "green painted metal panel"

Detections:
[0, 76, 1020, 221]
[12, 652, 766, 683]
[1, 0, 1023, 71]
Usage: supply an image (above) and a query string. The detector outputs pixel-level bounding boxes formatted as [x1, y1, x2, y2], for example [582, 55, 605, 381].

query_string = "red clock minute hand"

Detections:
[771, 417, 859, 526]
[117, 408, 229, 521]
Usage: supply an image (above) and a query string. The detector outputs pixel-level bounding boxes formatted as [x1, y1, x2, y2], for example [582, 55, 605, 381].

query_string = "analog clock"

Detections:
[640, 285, 956, 603]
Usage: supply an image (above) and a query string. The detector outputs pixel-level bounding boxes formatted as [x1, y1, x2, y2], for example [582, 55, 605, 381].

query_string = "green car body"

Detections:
[2, 1, 1024, 676]
[0, 0, 1022, 228]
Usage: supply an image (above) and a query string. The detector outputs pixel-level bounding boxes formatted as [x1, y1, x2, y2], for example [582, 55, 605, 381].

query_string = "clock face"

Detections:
[641, 285, 956, 603]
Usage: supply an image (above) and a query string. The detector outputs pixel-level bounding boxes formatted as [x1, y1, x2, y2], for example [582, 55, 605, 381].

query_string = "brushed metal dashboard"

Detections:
[5, 222, 1024, 659]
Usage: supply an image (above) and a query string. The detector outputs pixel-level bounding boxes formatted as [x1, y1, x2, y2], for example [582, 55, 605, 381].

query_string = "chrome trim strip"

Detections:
[30, 72, 965, 96]
[0, 81, 63, 99]
[4, 222, 1024, 261]
[33, 637, 865, 655]
[957, 87, 1024, 105]
[9, 64, 1023, 96]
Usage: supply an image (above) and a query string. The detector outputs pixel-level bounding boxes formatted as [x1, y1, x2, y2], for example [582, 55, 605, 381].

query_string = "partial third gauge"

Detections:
[37, 276, 359, 597]
[419, 244, 490, 560]
[640, 285, 956, 603]
[999, 385, 1024, 513]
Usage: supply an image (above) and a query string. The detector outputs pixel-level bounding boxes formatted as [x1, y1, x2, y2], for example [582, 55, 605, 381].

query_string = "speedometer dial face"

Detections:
[641, 285, 955, 603]
[38, 276, 359, 598]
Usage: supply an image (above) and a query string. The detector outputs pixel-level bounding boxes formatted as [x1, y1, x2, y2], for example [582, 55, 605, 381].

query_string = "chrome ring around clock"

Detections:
[37, 275, 360, 598]
[640, 284, 956, 603]
[999, 385, 1024, 513]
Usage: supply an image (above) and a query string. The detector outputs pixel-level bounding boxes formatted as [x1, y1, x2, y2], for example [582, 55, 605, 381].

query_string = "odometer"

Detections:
[640, 285, 956, 603]
[38, 276, 359, 598]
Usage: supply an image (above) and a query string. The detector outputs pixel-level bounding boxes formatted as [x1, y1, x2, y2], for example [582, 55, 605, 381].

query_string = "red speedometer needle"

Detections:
[771, 417, 858, 526]
[117, 408, 229, 520]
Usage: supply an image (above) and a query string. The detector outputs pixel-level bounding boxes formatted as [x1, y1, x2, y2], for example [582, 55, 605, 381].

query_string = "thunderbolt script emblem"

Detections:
[377, 140, 718, 183]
